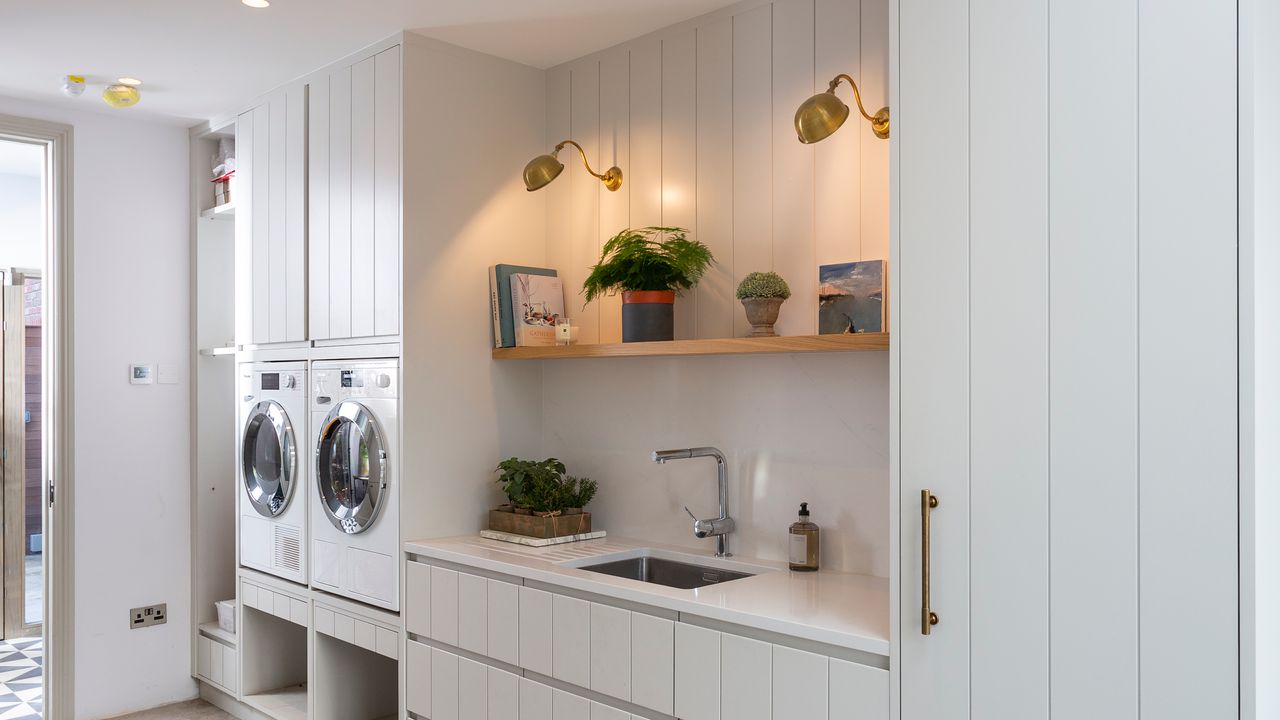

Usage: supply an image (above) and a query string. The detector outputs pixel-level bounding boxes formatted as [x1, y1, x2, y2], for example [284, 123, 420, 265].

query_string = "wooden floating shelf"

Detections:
[492, 332, 888, 360]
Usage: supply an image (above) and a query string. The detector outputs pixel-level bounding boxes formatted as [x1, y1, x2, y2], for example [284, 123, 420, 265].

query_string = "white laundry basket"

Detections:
[215, 599, 236, 634]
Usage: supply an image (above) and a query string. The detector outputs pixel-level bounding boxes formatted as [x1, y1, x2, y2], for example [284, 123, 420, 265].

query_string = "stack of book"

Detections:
[489, 264, 564, 348]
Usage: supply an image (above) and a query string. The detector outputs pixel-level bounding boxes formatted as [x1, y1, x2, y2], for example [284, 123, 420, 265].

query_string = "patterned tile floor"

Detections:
[0, 638, 41, 720]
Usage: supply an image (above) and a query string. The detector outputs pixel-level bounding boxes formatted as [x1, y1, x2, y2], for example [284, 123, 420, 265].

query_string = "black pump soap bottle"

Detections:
[788, 502, 820, 571]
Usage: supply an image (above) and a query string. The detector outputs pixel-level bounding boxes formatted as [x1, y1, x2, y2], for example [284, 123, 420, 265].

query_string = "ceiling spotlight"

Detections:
[117, 77, 143, 87]
[242, 0, 270, 7]
[102, 84, 141, 108]
[61, 75, 85, 97]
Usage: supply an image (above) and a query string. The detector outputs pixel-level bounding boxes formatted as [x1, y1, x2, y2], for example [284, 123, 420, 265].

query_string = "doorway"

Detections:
[0, 114, 72, 720]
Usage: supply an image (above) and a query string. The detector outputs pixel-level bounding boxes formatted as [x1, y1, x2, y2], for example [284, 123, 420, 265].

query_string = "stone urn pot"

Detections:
[741, 297, 785, 336]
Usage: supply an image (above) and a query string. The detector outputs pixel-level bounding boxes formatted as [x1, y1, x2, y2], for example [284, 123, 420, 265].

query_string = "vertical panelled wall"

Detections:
[898, 0, 1238, 717]
[545, 0, 890, 342]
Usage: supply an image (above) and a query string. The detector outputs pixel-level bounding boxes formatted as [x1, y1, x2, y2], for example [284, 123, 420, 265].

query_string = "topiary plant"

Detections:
[735, 271, 792, 300]
[582, 227, 714, 304]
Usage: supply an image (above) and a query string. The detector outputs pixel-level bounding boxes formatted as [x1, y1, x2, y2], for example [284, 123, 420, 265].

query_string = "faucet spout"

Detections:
[653, 446, 733, 557]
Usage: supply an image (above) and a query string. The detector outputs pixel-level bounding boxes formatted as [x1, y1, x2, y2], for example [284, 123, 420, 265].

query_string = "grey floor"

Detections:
[108, 700, 234, 719]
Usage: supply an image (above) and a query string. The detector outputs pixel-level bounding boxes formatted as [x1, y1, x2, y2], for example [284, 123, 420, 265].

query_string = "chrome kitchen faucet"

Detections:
[652, 447, 735, 557]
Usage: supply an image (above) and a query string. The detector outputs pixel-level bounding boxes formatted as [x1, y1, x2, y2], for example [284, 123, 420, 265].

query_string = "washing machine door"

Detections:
[241, 400, 298, 517]
[316, 401, 387, 535]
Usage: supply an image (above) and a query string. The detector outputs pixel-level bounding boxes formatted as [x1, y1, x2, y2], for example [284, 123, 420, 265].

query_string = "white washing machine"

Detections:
[310, 359, 400, 611]
[238, 361, 308, 585]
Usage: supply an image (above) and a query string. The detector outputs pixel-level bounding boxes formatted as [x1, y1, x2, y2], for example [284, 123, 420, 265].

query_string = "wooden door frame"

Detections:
[0, 114, 75, 720]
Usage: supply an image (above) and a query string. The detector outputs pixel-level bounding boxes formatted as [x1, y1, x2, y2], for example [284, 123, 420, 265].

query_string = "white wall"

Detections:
[0, 95, 194, 719]
[536, 0, 891, 576]
[0, 169, 43, 269]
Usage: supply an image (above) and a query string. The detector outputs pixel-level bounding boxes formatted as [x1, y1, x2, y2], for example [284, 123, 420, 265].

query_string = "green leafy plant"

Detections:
[582, 227, 714, 304]
[494, 457, 597, 514]
[735, 271, 792, 300]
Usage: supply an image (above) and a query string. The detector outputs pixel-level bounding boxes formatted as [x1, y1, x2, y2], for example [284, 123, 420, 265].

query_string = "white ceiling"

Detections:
[0, 0, 739, 125]
[0, 139, 42, 177]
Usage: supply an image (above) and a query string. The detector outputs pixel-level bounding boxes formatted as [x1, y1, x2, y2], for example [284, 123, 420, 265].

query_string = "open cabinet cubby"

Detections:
[313, 633, 398, 720]
[240, 604, 309, 720]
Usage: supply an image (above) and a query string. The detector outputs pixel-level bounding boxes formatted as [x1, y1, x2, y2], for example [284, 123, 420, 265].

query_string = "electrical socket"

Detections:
[129, 603, 167, 629]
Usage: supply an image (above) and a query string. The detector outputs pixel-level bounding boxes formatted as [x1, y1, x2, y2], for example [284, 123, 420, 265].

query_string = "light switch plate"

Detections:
[129, 363, 154, 385]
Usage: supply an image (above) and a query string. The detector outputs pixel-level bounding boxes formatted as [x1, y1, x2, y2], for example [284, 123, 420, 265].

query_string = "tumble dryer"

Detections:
[238, 361, 308, 585]
[310, 359, 400, 611]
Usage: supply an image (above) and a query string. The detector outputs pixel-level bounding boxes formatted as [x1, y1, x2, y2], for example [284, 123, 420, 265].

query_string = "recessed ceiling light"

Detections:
[242, 0, 269, 7]
[117, 77, 142, 86]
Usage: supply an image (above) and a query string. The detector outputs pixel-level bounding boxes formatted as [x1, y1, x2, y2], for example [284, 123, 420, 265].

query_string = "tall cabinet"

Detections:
[235, 83, 308, 346]
[894, 0, 1240, 718]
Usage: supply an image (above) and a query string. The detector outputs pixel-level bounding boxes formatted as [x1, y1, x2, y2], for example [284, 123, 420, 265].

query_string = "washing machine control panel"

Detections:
[257, 371, 303, 393]
[312, 365, 397, 408]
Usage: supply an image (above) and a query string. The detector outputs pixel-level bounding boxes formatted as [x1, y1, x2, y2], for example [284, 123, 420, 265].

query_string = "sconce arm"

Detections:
[554, 140, 609, 182]
[830, 73, 879, 124]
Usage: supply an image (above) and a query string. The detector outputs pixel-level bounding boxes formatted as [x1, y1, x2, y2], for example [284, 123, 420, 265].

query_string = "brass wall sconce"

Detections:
[524, 140, 623, 192]
[794, 73, 890, 142]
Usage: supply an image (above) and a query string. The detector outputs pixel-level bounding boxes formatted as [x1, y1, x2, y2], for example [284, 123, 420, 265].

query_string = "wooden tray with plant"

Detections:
[491, 458, 599, 539]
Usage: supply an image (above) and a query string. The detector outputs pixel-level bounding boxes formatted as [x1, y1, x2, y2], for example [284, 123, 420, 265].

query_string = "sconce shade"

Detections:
[524, 154, 565, 192]
[795, 90, 850, 144]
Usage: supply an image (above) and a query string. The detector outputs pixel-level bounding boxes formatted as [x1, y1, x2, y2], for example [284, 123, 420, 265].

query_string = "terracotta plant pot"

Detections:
[741, 296, 785, 336]
[621, 290, 675, 342]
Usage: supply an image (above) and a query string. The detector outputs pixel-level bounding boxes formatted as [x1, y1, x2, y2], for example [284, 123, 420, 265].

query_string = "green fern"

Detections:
[582, 227, 714, 304]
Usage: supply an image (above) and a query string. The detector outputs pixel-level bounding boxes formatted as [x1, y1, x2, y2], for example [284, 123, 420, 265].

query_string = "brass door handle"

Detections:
[921, 490, 940, 635]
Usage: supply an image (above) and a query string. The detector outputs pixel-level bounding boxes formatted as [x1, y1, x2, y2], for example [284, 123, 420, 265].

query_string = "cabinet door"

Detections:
[308, 73, 331, 340]
[283, 83, 307, 342]
[720, 634, 771, 720]
[251, 100, 270, 344]
[207, 642, 225, 686]
[829, 659, 888, 720]
[458, 572, 488, 655]
[590, 703, 630, 720]
[432, 647, 460, 720]
[234, 110, 255, 346]
[267, 90, 287, 342]
[519, 587, 553, 676]
[197, 635, 213, 680]
[675, 623, 720, 720]
[372, 45, 401, 336]
[553, 689, 591, 720]
[589, 603, 630, 701]
[552, 594, 591, 687]
[406, 640, 432, 716]
[488, 666, 519, 720]
[487, 578, 520, 665]
[520, 678, 553, 720]
[222, 646, 238, 694]
[630, 613, 673, 714]
[459, 656, 488, 720]
[349, 54, 376, 338]
[773, 646, 827, 718]
[326, 65, 353, 339]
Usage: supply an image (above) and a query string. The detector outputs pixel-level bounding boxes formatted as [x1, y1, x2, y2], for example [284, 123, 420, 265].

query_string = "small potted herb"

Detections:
[735, 271, 792, 336]
[582, 227, 714, 342]
[492, 457, 596, 539]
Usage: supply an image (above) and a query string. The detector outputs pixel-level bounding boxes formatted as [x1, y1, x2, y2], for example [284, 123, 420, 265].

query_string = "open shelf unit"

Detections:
[492, 332, 889, 360]
[242, 684, 307, 720]
[198, 620, 236, 647]
[199, 203, 235, 220]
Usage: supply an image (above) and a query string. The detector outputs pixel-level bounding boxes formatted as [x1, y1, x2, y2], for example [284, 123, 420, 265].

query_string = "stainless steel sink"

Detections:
[578, 556, 755, 589]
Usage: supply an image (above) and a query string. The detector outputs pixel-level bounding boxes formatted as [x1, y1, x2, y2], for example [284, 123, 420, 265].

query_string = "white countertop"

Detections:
[404, 535, 889, 656]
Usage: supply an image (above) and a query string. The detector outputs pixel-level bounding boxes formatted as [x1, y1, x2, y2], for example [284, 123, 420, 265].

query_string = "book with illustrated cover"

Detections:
[818, 259, 886, 334]
[489, 264, 558, 348]
[510, 273, 565, 347]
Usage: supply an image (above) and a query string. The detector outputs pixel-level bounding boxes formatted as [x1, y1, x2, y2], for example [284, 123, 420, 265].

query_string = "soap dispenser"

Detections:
[788, 502, 820, 571]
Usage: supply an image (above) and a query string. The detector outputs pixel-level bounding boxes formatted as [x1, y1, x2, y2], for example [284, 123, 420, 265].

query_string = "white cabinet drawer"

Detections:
[432, 647, 460, 720]
[459, 655, 488, 720]
[406, 640, 432, 715]
[721, 633, 772, 720]
[431, 566, 460, 646]
[488, 666, 519, 720]
[553, 688, 591, 720]
[630, 613, 674, 714]
[197, 636, 212, 679]
[519, 586, 553, 676]
[773, 645, 828, 718]
[589, 602, 630, 701]
[458, 571, 488, 655]
[553, 594, 591, 687]
[520, 677, 554, 720]
[829, 658, 889, 720]
[675, 623, 721, 720]
[487, 578, 520, 665]
[590, 702, 632, 720]
[405, 560, 432, 637]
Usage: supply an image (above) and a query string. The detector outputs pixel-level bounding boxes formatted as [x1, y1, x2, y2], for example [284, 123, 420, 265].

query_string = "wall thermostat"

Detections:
[130, 364, 154, 385]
